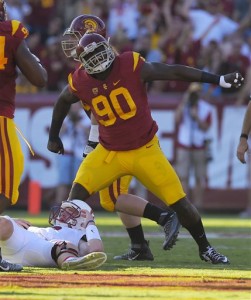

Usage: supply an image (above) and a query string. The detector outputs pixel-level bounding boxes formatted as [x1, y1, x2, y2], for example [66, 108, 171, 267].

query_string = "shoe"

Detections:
[113, 240, 154, 261]
[0, 259, 23, 272]
[61, 252, 107, 270]
[162, 211, 181, 250]
[199, 246, 229, 264]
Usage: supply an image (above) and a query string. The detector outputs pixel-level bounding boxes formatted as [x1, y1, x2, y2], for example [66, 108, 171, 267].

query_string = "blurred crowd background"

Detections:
[5, 0, 251, 104]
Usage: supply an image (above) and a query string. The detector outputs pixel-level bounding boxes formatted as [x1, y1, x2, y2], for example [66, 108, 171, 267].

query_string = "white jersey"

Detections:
[0, 216, 86, 267]
[28, 225, 86, 245]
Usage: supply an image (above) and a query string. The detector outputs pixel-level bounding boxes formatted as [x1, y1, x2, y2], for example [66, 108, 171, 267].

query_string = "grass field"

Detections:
[0, 210, 250, 300]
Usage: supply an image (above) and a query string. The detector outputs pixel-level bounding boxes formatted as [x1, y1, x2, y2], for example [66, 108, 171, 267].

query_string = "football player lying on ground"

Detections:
[60, 14, 181, 260]
[48, 32, 244, 264]
[0, 200, 107, 270]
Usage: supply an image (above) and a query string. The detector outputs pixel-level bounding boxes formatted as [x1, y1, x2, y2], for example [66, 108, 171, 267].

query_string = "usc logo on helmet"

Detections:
[83, 19, 98, 33]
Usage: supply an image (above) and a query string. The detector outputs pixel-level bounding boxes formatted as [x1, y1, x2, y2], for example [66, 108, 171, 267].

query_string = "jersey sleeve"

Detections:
[68, 72, 91, 113]
[82, 103, 91, 115]
[68, 72, 77, 93]
[11, 20, 29, 39]
[132, 51, 145, 72]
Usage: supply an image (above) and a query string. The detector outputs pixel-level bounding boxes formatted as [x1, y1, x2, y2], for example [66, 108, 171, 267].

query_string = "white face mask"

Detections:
[78, 41, 115, 74]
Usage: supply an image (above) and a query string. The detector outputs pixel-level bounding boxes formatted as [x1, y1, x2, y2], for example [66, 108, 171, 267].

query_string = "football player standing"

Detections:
[0, 0, 47, 271]
[59, 14, 181, 261]
[48, 31, 243, 264]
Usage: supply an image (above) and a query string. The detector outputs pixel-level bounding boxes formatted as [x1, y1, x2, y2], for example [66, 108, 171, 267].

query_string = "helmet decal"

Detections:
[83, 19, 99, 33]
[61, 14, 106, 59]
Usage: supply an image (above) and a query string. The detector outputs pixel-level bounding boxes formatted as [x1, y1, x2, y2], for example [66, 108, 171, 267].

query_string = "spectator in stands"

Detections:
[134, 29, 163, 92]
[25, 0, 58, 42]
[10, 0, 249, 95]
[218, 36, 250, 95]
[235, 1, 251, 33]
[109, 26, 134, 53]
[46, 16, 64, 40]
[161, 20, 201, 92]
[174, 83, 213, 212]
[158, 15, 184, 65]
[107, 0, 139, 42]
[188, 0, 239, 47]
[5, 0, 31, 23]
[198, 40, 223, 99]
[41, 37, 69, 91]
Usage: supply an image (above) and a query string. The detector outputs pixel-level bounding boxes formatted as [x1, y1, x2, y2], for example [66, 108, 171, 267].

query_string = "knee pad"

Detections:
[51, 241, 78, 264]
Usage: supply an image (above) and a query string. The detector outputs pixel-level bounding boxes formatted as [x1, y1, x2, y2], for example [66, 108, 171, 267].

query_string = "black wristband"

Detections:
[200, 72, 220, 85]
[240, 133, 248, 139]
[88, 141, 99, 149]
[86, 220, 95, 227]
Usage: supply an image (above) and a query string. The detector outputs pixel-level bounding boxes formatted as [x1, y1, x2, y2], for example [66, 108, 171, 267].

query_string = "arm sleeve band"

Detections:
[240, 133, 248, 139]
[86, 224, 101, 241]
[89, 125, 99, 142]
[200, 72, 220, 85]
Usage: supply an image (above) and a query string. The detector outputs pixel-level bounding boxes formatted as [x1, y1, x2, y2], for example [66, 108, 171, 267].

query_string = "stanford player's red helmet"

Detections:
[76, 33, 115, 74]
[0, 0, 7, 22]
[61, 14, 106, 59]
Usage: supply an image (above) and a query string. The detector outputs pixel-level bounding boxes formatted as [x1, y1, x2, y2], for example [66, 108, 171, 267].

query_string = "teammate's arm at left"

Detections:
[15, 41, 47, 87]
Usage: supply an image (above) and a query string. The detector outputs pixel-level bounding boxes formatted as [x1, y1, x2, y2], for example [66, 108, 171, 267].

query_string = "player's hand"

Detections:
[47, 136, 64, 154]
[220, 72, 244, 88]
[81, 210, 95, 228]
[237, 140, 248, 163]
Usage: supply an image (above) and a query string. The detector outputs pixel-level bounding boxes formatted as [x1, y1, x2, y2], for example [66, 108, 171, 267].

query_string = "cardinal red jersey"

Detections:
[68, 52, 158, 150]
[0, 20, 29, 118]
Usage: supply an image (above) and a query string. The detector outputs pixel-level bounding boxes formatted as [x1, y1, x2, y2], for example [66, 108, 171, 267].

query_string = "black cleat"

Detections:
[162, 211, 181, 250]
[0, 259, 23, 272]
[113, 240, 154, 261]
[200, 246, 230, 264]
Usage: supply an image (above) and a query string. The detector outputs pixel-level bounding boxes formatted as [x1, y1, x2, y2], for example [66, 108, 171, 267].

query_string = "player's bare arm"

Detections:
[15, 41, 47, 87]
[140, 61, 244, 88]
[47, 85, 80, 154]
[237, 101, 251, 163]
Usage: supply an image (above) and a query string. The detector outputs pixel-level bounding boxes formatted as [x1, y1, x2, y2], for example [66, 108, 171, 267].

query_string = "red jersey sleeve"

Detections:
[0, 20, 29, 118]
[10, 20, 29, 39]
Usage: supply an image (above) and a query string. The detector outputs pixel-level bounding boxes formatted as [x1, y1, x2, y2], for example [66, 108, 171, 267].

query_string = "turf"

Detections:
[0, 211, 250, 300]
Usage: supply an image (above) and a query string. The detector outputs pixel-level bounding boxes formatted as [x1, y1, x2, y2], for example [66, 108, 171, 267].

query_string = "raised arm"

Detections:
[15, 41, 47, 87]
[140, 61, 244, 89]
[47, 85, 80, 154]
